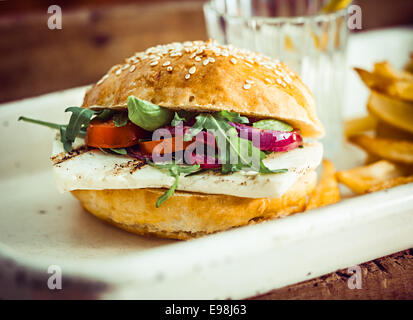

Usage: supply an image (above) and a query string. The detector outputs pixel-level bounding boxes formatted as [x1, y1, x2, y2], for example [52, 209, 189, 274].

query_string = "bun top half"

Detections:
[82, 40, 324, 137]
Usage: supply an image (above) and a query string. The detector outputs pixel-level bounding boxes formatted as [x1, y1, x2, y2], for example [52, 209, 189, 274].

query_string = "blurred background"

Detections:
[0, 0, 412, 104]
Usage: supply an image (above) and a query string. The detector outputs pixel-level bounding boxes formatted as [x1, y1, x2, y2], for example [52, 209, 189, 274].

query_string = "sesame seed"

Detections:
[185, 74, 191, 80]
[189, 66, 196, 74]
[245, 63, 253, 68]
[195, 56, 202, 62]
[265, 78, 272, 84]
[122, 64, 130, 70]
[230, 58, 237, 64]
[275, 70, 283, 76]
[202, 59, 209, 66]
[245, 79, 254, 84]
[281, 82, 287, 87]
[243, 83, 251, 90]
[163, 61, 171, 66]
[97, 74, 108, 85]
[150, 61, 159, 66]
[209, 57, 215, 62]
[129, 65, 136, 72]
[167, 66, 173, 72]
[276, 78, 282, 84]
[115, 69, 122, 75]
[284, 75, 292, 84]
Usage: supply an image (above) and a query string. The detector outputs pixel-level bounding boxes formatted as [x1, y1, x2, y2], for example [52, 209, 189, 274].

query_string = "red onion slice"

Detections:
[228, 122, 302, 152]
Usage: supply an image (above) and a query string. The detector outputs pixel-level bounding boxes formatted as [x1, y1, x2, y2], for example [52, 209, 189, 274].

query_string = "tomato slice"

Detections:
[139, 136, 194, 155]
[85, 119, 145, 148]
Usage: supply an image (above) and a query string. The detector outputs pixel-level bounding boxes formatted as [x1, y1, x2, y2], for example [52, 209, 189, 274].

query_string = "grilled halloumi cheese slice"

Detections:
[51, 137, 322, 199]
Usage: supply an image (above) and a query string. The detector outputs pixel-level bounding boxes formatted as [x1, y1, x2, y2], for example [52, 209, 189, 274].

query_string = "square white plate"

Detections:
[0, 28, 412, 299]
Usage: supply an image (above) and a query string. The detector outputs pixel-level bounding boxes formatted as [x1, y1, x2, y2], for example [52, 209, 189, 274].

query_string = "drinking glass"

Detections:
[204, 0, 349, 158]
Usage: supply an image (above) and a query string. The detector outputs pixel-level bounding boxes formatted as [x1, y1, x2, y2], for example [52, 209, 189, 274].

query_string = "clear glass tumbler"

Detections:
[204, 0, 349, 159]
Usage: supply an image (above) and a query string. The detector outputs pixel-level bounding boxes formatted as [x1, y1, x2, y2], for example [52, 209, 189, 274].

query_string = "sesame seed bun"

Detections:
[82, 40, 324, 138]
[71, 171, 317, 240]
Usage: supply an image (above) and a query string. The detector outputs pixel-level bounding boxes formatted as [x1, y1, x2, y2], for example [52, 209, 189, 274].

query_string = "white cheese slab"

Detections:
[51, 137, 322, 199]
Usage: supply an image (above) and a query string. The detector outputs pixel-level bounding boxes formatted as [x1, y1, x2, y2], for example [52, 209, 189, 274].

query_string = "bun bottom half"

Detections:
[71, 171, 316, 240]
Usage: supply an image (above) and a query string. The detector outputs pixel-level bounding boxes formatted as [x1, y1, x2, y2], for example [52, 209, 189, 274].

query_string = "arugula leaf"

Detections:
[19, 108, 114, 152]
[110, 148, 127, 155]
[93, 109, 115, 121]
[63, 107, 97, 152]
[113, 112, 129, 127]
[18, 117, 62, 130]
[183, 113, 287, 174]
[171, 112, 186, 126]
[183, 114, 207, 141]
[148, 161, 200, 207]
[253, 119, 293, 132]
[217, 110, 249, 124]
[127, 96, 173, 131]
[156, 175, 179, 208]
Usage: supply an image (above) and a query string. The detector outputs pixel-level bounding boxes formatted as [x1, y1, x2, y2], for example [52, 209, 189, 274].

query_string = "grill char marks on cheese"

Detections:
[51, 145, 90, 165]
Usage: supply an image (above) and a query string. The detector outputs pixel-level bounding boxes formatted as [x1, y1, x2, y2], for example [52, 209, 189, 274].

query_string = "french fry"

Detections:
[376, 120, 413, 141]
[367, 90, 413, 134]
[366, 175, 413, 193]
[405, 53, 413, 74]
[354, 67, 413, 101]
[373, 61, 413, 82]
[344, 115, 377, 138]
[305, 159, 340, 210]
[336, 160, 405, 194]
[349, 134, 413, 164]
[364, 153, 382, 165]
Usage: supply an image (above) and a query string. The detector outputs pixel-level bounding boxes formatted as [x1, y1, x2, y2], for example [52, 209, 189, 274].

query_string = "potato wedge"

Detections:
[306, 159, 340, 210]
[344, 115, 377, 138]
[405, 53, 413, 74]
[364, 153, 382, 165]
[355, 68, 413, 101]
[376, 120, 413, 141]
[350, 134, 413, 164]
[336, 160, 405, 194]
[366, 175, 413, 193]
[373, 61, 413, 82]
[367, 90, 413, 135]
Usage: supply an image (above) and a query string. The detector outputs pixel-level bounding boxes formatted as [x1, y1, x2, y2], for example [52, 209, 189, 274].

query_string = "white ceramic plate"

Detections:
[0, 28, 412, 299]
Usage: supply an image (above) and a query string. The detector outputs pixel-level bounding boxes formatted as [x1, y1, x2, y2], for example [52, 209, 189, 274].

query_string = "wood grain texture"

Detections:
[250, 249, 413, 299]
[0, 1, 207, 103]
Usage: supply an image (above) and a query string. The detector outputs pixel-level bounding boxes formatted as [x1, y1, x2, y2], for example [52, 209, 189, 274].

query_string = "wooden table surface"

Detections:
[0, 0, 412, 299]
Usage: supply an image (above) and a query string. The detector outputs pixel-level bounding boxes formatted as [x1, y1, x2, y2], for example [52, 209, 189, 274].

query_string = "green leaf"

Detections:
[19, 108, 114, 153]
[172, 110, 196, 126]
[147, 161, 200, 207]
[110, 148, 127, 155]
[18, 116, 63, 130]
[171, 112, 186, 126]
[217, 110, 249, 124]
[64, 107, 97, 152]
[94, 109, 115, 121]
[253, 119, 293, 132]
[113, 112, 129, 127]
[183, 113, 287, 175]
[127, 96, 173, 131]
[183, 114, 207, 141]
[156, 175, 179, 208]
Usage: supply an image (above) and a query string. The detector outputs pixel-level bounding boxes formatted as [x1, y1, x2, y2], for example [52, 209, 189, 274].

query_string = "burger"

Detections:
[19, 40, 324, 240]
